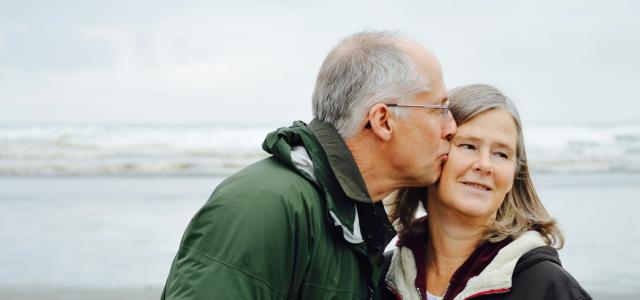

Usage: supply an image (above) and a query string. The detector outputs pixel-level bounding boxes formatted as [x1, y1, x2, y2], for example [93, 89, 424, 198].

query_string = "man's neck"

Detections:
[345, 138, 397, 202]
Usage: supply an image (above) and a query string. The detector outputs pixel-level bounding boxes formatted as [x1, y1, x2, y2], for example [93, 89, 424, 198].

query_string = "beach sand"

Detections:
[0, 286, 640, 300]
[1, 173, 639, 298]
[1, 286, 159, 300]
[1, 286, 638, 300]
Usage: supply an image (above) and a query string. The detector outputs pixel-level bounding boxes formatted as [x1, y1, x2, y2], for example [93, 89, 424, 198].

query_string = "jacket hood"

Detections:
[513, 244, 561, 275]
[262, 120, 309, 171]
[262, 119, 396, 293]
[262, 121, 359, 234]
[262, 120, 393, 248]
[262, 119, 371, 203]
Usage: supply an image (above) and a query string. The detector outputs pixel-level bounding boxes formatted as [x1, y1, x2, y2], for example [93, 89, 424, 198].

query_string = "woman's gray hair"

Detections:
[389, 84, 565, 248]
[312, 31, 430, 138]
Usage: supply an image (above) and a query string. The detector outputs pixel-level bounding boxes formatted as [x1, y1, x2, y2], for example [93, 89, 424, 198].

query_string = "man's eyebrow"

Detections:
[441, 97, 449, 105]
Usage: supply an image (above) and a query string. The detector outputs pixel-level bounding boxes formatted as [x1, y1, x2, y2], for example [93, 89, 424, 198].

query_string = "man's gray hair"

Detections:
[312, 31, 431, 138]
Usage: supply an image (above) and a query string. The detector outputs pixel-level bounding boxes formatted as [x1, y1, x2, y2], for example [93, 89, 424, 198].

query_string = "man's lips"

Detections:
[438, 154, 448, 166]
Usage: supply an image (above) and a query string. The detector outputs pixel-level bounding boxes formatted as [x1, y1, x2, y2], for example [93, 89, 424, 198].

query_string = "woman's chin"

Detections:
[448, 202, 496, 221]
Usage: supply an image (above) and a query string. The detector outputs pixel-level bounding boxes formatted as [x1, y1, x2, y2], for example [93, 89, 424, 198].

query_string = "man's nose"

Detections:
[442, 111, 457, 141]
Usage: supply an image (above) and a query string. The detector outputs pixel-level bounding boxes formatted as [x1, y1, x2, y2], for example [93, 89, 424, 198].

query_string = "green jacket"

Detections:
[161, 119, 396, 299]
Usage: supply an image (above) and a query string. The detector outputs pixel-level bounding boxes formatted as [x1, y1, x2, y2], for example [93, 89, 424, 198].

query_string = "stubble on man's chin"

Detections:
[419, 167, 441, 187]
[428, 163, 445, 186]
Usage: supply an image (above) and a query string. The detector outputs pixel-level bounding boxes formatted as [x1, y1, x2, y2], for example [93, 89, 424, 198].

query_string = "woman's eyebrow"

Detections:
[493, 141, 516, 152]
[454, 134, 515, 151]
[453, 134, 479, 142]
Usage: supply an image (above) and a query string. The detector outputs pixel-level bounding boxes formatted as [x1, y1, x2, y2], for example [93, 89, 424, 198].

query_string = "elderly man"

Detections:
[161, 31, 456, 300]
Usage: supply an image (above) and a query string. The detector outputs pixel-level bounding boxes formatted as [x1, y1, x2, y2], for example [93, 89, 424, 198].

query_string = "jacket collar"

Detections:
[261, 119, 378, 237]
[386, 230, 548, 300]
[454, 231, 547, 300]
[263, 119, 395, 290]
[306, 119, 397, 259]
[307, 118, 372, 203]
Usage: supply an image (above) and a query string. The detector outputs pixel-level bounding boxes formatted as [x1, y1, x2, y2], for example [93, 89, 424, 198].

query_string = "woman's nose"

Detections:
[473, 151, 493, 176]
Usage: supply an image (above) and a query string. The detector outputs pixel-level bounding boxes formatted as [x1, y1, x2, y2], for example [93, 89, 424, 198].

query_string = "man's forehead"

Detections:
[400, 40, 447, 104]
[400, 40, 442, 78]
[431, 83, 448, 104]
[415, 89, 446, 105]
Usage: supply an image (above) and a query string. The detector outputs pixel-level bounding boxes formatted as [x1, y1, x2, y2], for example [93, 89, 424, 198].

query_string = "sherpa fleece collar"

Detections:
[386, 231, 547, 300]
[453, 231, 546, 300]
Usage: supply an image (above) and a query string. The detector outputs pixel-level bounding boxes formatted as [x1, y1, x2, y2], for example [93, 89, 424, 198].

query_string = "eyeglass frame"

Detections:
[385, 102, 450, 119]
[364, 102, 450, 129]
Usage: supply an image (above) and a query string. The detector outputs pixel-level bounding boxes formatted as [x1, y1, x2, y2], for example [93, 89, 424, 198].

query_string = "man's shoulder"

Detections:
[225, 156, 316, 187]
[209, 156, 322, 208]
[182, 157, 326, 251]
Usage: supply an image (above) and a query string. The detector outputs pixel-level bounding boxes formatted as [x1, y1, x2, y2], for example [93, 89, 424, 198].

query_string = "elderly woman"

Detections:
[382, 84, 591, 300]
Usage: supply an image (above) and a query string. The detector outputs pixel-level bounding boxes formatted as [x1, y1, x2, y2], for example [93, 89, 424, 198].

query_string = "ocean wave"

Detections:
[1, 123, 640, 176]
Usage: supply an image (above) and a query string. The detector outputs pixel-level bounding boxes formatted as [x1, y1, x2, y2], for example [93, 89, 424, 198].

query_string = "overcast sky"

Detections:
[1, 0, 639, 125]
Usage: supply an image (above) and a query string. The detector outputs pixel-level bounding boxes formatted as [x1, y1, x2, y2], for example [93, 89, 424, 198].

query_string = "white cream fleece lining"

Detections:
[454, 231, 546, 300]
[386, 246, 421, 300]
[386, 231, 547, 300]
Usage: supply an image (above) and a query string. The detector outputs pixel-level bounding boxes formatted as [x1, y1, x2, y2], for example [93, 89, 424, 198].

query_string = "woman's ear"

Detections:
[367, 103, 394, 141]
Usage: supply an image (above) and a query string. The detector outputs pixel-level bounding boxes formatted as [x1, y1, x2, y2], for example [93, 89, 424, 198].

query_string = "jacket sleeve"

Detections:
[509, 260, 592, 300]
[161, 179, 315, 300]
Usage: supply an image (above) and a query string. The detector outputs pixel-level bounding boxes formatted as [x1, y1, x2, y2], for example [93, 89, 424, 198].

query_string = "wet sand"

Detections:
[2, 173, 640, 298]
[1, 286, 637, 300]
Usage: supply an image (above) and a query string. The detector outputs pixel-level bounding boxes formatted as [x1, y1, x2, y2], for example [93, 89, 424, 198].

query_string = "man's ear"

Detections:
[367, 103, 394, 141]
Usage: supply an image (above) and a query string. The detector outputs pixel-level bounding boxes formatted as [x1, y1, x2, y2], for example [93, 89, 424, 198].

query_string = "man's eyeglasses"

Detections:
[386, 103, 450, 119]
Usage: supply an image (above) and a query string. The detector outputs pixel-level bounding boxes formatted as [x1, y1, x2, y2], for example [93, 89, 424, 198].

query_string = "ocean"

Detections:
[1, 123, 640, 298]
[2, 123, 640, 176]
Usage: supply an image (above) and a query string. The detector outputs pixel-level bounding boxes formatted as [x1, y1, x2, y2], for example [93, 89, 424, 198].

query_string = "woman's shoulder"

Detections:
[510, 246, 592, 300]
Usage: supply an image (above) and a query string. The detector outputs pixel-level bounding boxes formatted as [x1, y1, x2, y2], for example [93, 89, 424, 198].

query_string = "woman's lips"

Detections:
[461, 181, 492, 191]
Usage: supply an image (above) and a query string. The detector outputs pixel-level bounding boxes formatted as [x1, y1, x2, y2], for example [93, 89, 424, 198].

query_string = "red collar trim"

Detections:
[464, 288, 510, 299]
[396, 217, 512, 300]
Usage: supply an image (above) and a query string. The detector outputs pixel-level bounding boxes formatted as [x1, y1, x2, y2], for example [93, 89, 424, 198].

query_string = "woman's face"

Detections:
[430, 108, 518, 221]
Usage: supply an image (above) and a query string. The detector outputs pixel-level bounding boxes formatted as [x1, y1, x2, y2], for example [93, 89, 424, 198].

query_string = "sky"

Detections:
[1, 0, 639, 125]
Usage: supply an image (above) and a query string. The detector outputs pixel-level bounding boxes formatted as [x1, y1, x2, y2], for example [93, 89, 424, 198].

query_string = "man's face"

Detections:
[391, 47, 457, 186]
[393, 85, 456, 186]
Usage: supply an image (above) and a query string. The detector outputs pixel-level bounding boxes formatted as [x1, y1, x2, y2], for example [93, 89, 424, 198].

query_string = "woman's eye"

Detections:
[494, 152, 509, 159]
[459, 144, 476, 151]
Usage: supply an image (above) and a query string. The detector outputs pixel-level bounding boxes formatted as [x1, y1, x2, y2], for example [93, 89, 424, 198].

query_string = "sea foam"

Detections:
[1, 123, 639, 175]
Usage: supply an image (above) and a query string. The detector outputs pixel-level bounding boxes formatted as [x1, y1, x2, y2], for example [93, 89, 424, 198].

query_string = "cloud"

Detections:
[0, 24, 115, 71]
[0, 0, 639, 124]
